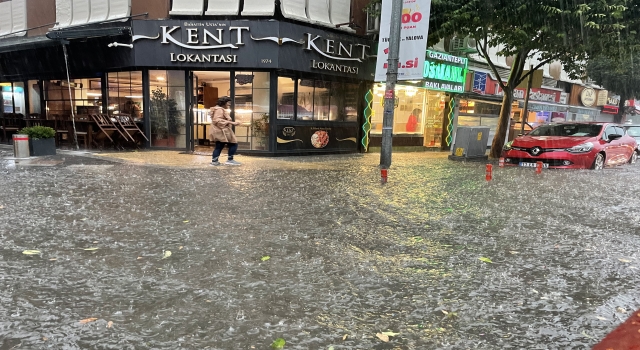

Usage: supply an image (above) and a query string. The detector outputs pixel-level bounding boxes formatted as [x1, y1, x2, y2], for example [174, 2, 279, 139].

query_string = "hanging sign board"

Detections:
[374, 0, 432, 82]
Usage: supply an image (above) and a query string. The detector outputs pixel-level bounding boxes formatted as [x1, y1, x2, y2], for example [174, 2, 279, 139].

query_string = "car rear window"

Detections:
[626, 127, 640, 137]
[528, 124, 602, 137]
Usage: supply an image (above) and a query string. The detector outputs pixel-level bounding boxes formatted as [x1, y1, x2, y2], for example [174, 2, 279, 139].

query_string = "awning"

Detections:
[0, 36, 58, 54]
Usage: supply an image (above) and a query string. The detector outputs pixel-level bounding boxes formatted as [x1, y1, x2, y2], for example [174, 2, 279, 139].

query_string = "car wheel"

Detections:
[630, 151, 638, 164]
[592, 152, 605, 170]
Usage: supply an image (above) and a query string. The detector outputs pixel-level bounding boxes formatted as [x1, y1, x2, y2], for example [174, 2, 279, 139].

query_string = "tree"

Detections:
[367, 0, 626, 157]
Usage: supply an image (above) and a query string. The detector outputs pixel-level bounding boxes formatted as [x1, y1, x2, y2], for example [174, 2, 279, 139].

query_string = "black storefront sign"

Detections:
[276, 125, 358, 151]
[131, 20, 374, 80]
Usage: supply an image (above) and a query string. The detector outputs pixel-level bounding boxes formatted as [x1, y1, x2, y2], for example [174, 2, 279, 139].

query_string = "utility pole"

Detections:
[379, 0, 403, 169]
[520, 64, 533, 136]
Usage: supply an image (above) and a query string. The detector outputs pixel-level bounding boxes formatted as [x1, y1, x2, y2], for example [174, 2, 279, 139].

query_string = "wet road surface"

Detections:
[0, 148, 639, 349]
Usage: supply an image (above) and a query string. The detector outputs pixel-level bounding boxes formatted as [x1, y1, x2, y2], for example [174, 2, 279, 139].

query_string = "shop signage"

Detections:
[375, 0, 432, 81]
[580, 87, 596, 107]
[422, 50, 467, 93]
[497, 87, 562, 103]
[559, 92, 569, 104]
[130, 20, 374, 80]
[596, 90, 608, 106]
[276, 126, 358, 151]
[607, 95, 620, 106]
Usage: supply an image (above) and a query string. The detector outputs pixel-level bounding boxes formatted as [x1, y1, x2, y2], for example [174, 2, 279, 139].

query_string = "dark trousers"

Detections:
[212, 141, 238, 161]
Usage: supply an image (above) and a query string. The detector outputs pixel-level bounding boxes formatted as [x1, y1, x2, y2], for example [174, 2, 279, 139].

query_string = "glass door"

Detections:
[192, 71, 230, 150]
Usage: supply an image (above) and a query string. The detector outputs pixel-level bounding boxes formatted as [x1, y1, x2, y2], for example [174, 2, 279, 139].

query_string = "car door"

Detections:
[616, 126, 634, 161]
[602, 125, 622, 165]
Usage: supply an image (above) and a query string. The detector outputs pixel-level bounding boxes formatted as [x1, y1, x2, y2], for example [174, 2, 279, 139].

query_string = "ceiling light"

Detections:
[87, 93, 102, 96]
[125, 95, 143, 98]
[156, 77, 165, 81]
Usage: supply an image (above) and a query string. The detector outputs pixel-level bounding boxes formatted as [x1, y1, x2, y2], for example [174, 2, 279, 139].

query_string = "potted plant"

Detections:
[251, 113, 269, 150]
[150, 87, 184, 147]
[17, 125, 56, 156]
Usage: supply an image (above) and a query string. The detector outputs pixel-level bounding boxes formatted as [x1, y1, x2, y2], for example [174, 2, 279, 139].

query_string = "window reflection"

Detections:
[107, 72, 143, 121]
[149, 70, 186, 148]
[44, 78, 102, 119]
[234, 72, 270, 150]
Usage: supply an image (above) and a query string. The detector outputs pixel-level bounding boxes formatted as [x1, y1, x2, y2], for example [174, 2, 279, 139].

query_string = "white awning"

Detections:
[11, 0, 27, 36]
[70, 0, 91, 26]
[0, 2, 12, 36]
[241, 0, 275, 16]
[307, 0, 331, 25]
[205, 0, 239, 15]
[55, 0, 73, 28]
[329, 0, 350, 26]
[170, 0, 204, 15]
[107, 0, 130, 19]
[89, 0, 110, 23]
[281, 0, 308, 21]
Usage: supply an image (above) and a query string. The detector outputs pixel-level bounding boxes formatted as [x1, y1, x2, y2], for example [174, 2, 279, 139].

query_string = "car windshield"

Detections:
[528, 124, 602, 137]
[626, 126, 640, 137]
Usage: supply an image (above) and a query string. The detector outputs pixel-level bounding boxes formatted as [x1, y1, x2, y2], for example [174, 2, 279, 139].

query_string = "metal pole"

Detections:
[62, 43, 79, 150]
[520, 65, 533, 136]
[379, 0, 403, 169]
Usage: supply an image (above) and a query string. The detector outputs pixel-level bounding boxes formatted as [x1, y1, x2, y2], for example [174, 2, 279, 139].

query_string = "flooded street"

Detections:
[0, 149, 639, 349]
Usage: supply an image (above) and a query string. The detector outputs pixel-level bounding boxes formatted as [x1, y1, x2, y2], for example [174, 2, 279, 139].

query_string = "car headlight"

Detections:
[566, 142, 594, 153]
[503, 141, 513, 151]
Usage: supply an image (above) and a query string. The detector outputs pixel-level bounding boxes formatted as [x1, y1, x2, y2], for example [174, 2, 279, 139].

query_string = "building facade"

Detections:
[0, 0, 377, 155]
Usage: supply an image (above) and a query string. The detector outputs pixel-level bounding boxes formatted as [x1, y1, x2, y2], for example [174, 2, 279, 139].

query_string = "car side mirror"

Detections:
[608, 134, 622, 142]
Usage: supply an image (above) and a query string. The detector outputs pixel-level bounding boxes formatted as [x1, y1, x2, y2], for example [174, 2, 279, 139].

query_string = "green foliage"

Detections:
[251, 113, 269, 147]
[271, 338, 286, 349]
[150, 87, 184, 138]
[18, 126, 55, 140]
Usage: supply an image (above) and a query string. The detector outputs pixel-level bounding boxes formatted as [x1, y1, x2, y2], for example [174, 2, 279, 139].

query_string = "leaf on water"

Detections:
[49, 258, 57, 261]
[179, 246, 184, 250]
[342, 334, 348, 340]
[441, 310, 449, 315]
[618, 258, 632, 263]
[595, 316, 609, 321]
[381, 331, 400, 336]
[79, 318, 98, 324]
[376, 333, 389, 342]
[83, 247, 99, 251]
[137, 257, 143, 260]
[328, 347, 334, 350]
[479, 257, 493, 263]
[509, 251, 519, 254]
[162, 250, 172, 259]
[531, 289, 538, 294]
[42, 337, 48, 341]
[107, 321, 113, 328]
[183, 220, 189, 223]
[261, 256, 271, 261]
[270, 338, 286, 349]
[0, 205, 4, 209]
[22, 250, 41, 255]
[616, 307, 626, 313]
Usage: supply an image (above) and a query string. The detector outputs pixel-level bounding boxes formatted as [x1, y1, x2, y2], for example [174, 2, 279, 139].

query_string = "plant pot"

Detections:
[152, 135, 176, 148]
[29, 138, 56, 156]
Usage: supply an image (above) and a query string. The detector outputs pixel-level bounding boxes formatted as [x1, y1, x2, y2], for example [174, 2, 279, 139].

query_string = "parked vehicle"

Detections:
[623, 124, 640, 152]
[502, 122, 637, 169]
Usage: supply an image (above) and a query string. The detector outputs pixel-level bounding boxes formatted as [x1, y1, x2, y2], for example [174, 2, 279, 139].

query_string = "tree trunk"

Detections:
[490, 90, 514, 158]
[614, 94, 627, 124]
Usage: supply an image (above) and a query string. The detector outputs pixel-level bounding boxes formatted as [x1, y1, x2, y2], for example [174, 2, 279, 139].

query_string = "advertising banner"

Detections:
[276, 125, 358, 151]
[374, 0, 431, 82]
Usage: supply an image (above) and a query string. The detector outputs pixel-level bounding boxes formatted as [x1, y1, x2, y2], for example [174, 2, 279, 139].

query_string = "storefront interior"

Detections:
[369, 83, 446, 148]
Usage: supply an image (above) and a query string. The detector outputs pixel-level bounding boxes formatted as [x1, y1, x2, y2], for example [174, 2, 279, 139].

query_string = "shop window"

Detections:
[277, 76, 296, 120]
[28, 80, 42, 117]
[371, 84, 431, 135]
[107, 71, 143, 121]
[234, 72, 270, 150]
[2, 82, 25, 115]
[149, 70, 186, 148]
[44, 78, 102, 119]
[289, 78, 358, 122]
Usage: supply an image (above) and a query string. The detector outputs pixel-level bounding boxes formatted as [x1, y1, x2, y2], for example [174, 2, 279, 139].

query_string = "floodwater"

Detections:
[0, 149, 638, 349]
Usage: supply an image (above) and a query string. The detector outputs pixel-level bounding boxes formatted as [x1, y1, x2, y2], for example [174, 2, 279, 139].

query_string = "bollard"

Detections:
[13, 134, 29, 158]
[381, 169, 388, 184]
[498, 157, 504, 168]
[536, 161, 543, 174]
[485, 164, 493, 181]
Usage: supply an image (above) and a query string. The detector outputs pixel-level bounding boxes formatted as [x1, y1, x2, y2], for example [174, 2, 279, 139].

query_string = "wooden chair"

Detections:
[90, 114, 126, 149]
[1, 113, 25, 143]
[115, 114, 148, 146]
[51, 114, 70, 147]
[69, 115, 91, 149]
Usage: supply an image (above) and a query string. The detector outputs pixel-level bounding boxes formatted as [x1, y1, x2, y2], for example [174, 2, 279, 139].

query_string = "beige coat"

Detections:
[209, 106, 237, 143]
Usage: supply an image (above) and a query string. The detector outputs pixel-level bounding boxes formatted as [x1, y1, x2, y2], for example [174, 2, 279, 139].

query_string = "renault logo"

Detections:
[530, 147, 542, 156]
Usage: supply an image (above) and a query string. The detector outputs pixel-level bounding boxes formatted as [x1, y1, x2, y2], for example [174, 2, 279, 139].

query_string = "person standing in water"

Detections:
[209, 96, 241, 166]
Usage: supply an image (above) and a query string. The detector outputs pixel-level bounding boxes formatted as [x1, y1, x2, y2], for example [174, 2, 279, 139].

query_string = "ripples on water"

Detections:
[0, 152, 638, 349]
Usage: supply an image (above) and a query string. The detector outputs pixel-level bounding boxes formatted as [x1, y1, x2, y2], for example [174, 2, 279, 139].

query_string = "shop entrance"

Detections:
[192, 71, 230, 149]
[191, 71, 271, 152]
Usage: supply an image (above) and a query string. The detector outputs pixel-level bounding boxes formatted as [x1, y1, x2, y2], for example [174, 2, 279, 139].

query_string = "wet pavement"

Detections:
[0, 146, 639, 349]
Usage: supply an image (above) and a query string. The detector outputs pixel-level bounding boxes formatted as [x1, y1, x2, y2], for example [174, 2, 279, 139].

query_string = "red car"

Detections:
[502, 122, 638, 169]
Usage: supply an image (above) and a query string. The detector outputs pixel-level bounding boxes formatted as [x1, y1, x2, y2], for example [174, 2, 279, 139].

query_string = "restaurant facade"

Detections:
[0, 12, 375, 155]
[365, 50, 468, 151]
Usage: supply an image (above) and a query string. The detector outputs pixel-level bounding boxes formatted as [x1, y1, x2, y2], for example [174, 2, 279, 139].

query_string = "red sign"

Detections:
[384, 90, 394, 99]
